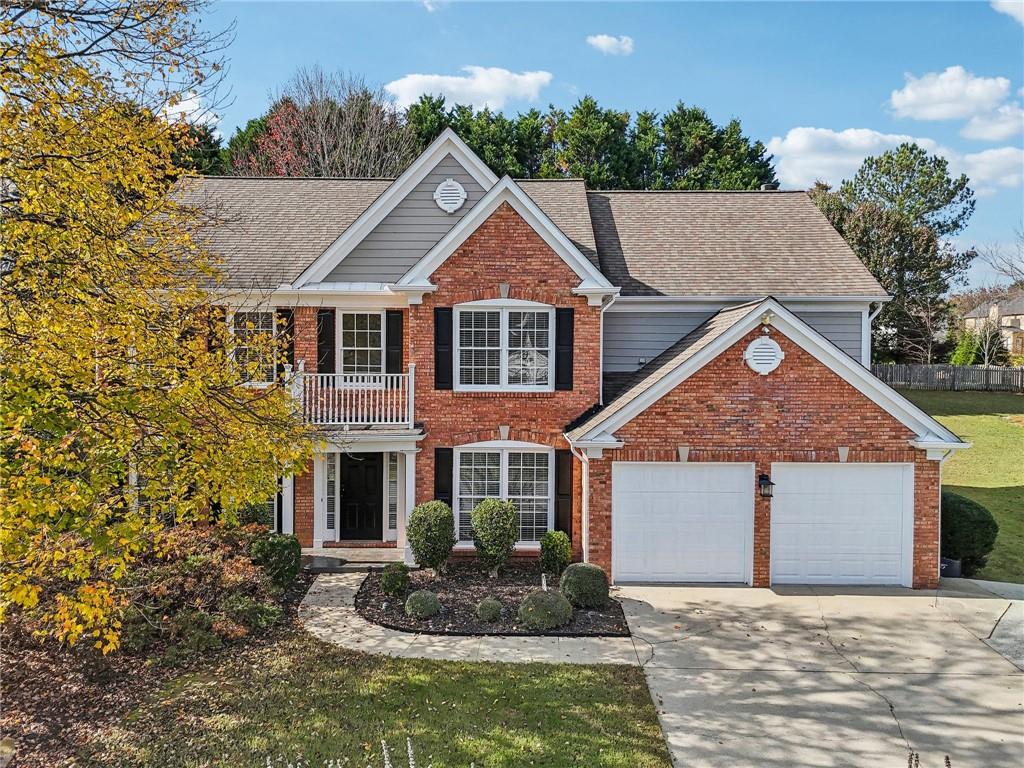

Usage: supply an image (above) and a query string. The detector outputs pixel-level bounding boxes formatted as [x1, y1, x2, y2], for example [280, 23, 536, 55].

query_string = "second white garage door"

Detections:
[770, 463, 915, 587]
[612, 463, 754, 583]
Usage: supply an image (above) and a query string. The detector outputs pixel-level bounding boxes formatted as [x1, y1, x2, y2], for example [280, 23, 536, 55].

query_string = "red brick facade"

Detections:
[586, 326, 941, 589]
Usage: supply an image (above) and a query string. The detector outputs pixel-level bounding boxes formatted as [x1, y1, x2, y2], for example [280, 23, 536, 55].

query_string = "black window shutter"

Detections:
[316, 308, 335, 374]
[434, 307, 453, 390]
[275, 308, 294, 379]
[275, 476, 283, 533]
[434, 448, 453, 507]
[555, 308, 574, 391]
[385, 310, 403, 374]
[207, 305, 227, 352]
[555, 449, 573, 537]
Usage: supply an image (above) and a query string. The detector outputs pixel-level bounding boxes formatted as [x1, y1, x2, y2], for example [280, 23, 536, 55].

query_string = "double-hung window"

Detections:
[232, 311, 275, 384]
[455, 445, 553, 543]
[339, 312, 384, 374]
[455, 301, 553, 390]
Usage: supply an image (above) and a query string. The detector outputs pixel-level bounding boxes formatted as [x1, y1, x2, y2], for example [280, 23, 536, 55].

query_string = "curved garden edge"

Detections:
[298, 572, 646, 666]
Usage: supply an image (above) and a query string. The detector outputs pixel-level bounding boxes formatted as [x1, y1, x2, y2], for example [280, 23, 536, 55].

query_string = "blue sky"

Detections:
[206, 1, 1024, 287]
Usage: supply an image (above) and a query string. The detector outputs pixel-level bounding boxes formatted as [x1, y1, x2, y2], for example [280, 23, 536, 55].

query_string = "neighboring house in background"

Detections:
[964, 294, 1024, 357]
[181, 129, 966, 590]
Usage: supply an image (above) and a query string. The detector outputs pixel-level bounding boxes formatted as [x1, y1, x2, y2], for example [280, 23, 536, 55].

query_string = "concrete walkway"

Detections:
[298, 572, 642, 665]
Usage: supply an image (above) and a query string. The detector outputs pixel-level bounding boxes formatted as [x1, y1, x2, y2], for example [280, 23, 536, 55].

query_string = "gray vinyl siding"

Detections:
[793, 311, 862, 361]
[604, 308, 863, 372]
[326, 154, 486, 282]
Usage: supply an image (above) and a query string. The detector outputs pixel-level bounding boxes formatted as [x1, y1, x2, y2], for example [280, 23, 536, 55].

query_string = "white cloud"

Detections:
[421, 0, 444, 12]
[161, 91, 218, 128]
[586, 34, 634, 56]
[961, 102, 1024, 141]
[384, 66, 553, 110]
[960, 146, 1024, 194]
[766, 127, 944, 188]
[890, 65, 1010, 120]
[991, 0, 1024, 23]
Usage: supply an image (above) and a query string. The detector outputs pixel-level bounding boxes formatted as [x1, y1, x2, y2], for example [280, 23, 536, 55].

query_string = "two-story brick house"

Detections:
[184, 129, 966, 589]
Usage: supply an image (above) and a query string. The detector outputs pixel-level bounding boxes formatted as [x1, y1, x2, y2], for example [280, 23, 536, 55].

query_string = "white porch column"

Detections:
[281, 474, 295, 535]
[399, 450, 417, 565]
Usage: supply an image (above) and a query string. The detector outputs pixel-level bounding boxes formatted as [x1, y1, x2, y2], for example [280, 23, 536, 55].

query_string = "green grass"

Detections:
[82, 627, 671, 768]
[900, 389, 1024, 583]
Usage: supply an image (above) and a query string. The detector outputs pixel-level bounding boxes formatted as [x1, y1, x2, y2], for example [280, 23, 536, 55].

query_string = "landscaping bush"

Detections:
[380, 562, 411, 597]
[560, 562, 609, 609]
[218, 593, 282, 633]
[539, 531, 572, 575]
[517, 590, 572, 631]
[249, 533, 301, 589]
[941, 491, 999, 576]
[471, 498, 518, 577]
[236, 500, 274, 527]
[407, 501, 457, 574]
[405, 590, 441, 620]
[476, 597, 502, 623]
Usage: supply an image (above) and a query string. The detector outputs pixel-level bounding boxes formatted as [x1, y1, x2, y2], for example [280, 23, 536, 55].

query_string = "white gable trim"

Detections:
[292, 129, 499, 287]
[396, 176, 616, 304]
[571, 298, 965, 448]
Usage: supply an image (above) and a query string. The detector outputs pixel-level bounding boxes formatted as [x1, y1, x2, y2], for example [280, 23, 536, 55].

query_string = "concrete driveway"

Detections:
[616, 580, 1023, 768]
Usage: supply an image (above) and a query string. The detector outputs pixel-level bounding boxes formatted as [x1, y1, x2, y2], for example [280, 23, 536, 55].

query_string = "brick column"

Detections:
[752, 459, 772, 587]
[913, 457, 941, 589]
[293, 457, 315, 547]
[293, 306, 318, 373]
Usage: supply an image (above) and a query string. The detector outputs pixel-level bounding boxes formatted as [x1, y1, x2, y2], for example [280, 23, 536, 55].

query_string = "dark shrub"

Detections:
[163, 609, 222, 664]
[407, 501, 457, 574]
[941, 491, 999, 576]
[517, 590, 572, 631]
[539, 531, 572, 575]
[471, 498, 518, 577]
[560, 562, 609, 608]
[236, 501, 273, 527]
[250, 534, 301, 589]
[218, 593, 282, 633]
[405, 590, 441, 620]
[381, 562, 411, 597]
[476, 597, 502, 623]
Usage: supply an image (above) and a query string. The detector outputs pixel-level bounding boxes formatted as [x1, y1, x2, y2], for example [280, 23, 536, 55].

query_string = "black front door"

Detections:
[339, 452, 384, 540]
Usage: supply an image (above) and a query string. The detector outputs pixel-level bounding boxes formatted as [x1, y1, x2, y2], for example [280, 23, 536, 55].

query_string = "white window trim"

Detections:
[337, 310, 386, 376]
[454, 300, 555, 392]
[229, 310, 276, 387]
[453, 443, 555, 547]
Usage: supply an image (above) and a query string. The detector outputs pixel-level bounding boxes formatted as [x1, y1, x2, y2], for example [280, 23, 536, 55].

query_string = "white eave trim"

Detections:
[910, 437, 972, 460]
[570, 297, 965, 448]
[396, 176, 617, 301]
[292, 128, 499, 287]
[608, 295, 891, 312]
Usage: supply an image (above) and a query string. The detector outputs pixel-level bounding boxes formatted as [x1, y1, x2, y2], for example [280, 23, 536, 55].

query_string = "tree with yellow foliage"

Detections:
[1, 3, 312, 652]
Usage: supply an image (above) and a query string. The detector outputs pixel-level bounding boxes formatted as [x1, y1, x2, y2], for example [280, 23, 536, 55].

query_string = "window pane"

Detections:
[507, 311, 550, 387]
[508, 452, 550, 542]
[340, 313, 384, 374]
[458, 311, 501, 386]
[233, 311, 274, 383]
[456, 451, 500, 540]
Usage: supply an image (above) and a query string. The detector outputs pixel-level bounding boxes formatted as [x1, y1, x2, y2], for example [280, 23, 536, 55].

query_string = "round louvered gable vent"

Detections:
[744, 336, 785, 375]
[433, 178, 467, 213]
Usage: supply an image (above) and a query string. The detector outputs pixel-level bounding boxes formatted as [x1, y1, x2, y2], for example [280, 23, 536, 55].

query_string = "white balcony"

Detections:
[291, 364, 415, 428]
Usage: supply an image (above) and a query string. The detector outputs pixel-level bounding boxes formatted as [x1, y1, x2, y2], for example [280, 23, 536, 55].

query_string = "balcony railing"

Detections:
[290, 363, 415, 427]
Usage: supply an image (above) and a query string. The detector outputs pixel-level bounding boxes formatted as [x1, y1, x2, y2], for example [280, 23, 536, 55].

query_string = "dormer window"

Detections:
[454, 300, 554, 391]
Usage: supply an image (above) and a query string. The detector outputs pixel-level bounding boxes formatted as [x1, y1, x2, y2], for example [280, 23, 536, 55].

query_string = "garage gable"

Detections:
[568, 298, 965, 452]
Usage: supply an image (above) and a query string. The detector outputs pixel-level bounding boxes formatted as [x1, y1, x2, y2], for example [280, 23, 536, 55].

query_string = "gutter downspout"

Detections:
[566, 438, 590, 563]
[868, 301, 884, 323]
[598, 293, 618, 406]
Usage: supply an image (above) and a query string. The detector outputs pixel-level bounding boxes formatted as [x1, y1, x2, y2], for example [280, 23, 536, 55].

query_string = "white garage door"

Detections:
[612, 463, 754, 583]
[771, 463, 914, 586]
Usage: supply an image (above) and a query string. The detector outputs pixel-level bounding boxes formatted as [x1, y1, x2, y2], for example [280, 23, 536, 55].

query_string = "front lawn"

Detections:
[900, 389, 1024, 583]
[72, 625, 669, 768]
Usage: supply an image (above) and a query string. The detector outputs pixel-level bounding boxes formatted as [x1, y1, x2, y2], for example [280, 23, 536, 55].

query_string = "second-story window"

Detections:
[340, 312, 383, 374]
[232, 311, 275, 384]
[455, 301, 553, 391]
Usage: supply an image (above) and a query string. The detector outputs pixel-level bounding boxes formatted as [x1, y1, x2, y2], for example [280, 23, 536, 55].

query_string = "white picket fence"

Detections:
[872, 363, 1024, 392]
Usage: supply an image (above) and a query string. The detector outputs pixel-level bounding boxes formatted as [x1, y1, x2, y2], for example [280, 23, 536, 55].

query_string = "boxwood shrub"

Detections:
[941, 491, 998, 577]
[407, 501, 457, 574]
[560, 562, 609, 609]
[476, 596, 502, 623]
[517, 590, 573, 632]
[471, 498, 518, 577]
[380, 562, 411, 597]
[249, 534, 301, 589]
[539, 530, 572, 575]
[405, 590, 441, 620]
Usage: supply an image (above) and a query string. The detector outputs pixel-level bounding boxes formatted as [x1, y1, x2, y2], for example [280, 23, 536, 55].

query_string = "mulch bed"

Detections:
[354, 561, 629, 636]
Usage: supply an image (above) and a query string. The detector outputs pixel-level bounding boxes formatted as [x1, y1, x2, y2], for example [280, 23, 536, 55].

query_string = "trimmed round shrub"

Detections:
[560, 562, 609, 609]
[249, 534, 301, 589]
[941, 491, 999, 577]
[405, 590, 441, 620]
[517, 590, 573, 632]
[476, 597, 502, 623]
[407, 501, 457, 574]
[380, 562, 411, 597]
[471, 498, 518, 577]
[539, 530, 572, 575]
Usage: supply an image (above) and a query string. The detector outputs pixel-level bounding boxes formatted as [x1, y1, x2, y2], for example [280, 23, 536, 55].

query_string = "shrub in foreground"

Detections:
[405, 590, 441, 620]
[407, 501, 457, 574]
[560, 562, 609, 609]
[941, 491, 998, 576]
[381, 563, 411, 597]
[539, 530, 572, 575]
[471, 498, 518, 577]
[517, 590, 573, 631]
[476, 597, 502, 623]
[249, 533, 301, 589]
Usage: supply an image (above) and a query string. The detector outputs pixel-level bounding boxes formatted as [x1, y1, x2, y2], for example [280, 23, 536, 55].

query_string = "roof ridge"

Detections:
[587, 189, 807, 194]
[194, 175, 396, 181]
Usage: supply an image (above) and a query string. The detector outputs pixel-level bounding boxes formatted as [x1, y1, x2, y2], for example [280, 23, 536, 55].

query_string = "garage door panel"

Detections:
[770, 464, 913, 587]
